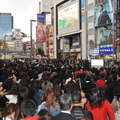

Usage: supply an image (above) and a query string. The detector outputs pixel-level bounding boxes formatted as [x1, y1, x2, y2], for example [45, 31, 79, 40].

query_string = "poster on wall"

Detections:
[94, 0, 113, 27]
[57, 0, 80, 35]
[96, 25, 113, 47]
[36, 25, 47, 43]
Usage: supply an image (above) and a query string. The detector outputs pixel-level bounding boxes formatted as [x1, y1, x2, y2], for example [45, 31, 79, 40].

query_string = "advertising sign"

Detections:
[57, 0, 80, 35]
[96, 25, 113, 47]
[36, 25, 47, 43]
[37, 13, 46, 20]
[94, 0, 113, 27]
[13, 29, 21, 40]
[99, 47, 113, 55]
[81, 0, 85, 22]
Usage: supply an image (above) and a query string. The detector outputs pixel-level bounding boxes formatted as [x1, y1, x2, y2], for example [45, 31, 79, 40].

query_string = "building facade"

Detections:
[0, 13, 13, 37]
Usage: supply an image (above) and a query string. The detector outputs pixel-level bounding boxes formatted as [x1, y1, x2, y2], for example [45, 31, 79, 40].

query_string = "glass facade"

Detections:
[0, 13, 13, 36]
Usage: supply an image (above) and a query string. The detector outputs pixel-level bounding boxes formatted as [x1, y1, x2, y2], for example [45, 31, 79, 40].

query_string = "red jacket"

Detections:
[86, 100, 115, 120]
[24, 116, 40, 120]
[96, 79, 106, 88]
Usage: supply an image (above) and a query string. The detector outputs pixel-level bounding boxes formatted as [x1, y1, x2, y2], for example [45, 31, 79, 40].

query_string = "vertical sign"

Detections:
[81, 0, 85, 22]
[113, 13, 117, 48]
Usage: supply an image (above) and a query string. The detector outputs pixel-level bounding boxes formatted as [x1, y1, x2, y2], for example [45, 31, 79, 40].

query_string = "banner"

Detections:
[94, 0, 113, 27]
[36, 25, 47, 43]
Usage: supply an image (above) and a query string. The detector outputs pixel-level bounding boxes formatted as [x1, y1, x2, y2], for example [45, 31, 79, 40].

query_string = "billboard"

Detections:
[96, 25, 113, 47]
[13, 29, 21, 40]
[99, 47, 113, 55]
[91, 59, 104, 68]
[57, 0, 80, 35]
[36, 25, 47, 43]
[94, 0, 113, 27]
[0, 14, 12, 36]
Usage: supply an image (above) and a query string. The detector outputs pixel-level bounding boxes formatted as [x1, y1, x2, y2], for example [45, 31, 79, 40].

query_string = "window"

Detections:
[88, 29, 94, 35]
[88, 16, 94, 22]
[89, 40, 94, 49]
[88, 3, 94, 10]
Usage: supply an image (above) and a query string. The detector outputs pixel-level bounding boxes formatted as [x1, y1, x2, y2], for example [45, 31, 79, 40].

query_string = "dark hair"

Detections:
[59, 93, 72, 110]
[20, 99, 37, 117]
[38, 109, 53, 120]
[32, 80, 41, 93]
[71, 91, 82, 104]
[17, 87, 29, 105]
[89, 88, 105, 109]
[99, 73, 105, 79]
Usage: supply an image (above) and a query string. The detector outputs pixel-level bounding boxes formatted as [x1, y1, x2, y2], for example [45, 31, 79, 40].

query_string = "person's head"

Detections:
[3, 103, 20, 120]
[89, 88, 105, 109]
[99, 73, 105, 79]
[41, 89, 56, 110]
[71, 91, 82, 104]
[2, 78, 13, 92]
[99, 4, 104, 12]
[59, 93, 72, 111]
[38, 109, 53, 120]
[17, 86, 30, 105]
[111, 74, 117, 82]
[20, 99, 37, 118]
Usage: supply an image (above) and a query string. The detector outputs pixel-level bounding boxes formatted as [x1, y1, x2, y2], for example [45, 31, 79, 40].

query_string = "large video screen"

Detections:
[94, 0, 113, 27]
[57, 0, 80, 35]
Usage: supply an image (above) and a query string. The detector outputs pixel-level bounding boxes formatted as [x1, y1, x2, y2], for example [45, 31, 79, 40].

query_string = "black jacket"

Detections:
[51, 112, 76, 120]
[71, 106, 85, 120]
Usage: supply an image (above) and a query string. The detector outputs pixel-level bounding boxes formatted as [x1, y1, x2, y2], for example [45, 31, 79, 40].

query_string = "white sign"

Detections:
[91, 59, 104, 68]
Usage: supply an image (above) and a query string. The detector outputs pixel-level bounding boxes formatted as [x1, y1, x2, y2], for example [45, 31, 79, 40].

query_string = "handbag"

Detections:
[115, 101, 120, 120]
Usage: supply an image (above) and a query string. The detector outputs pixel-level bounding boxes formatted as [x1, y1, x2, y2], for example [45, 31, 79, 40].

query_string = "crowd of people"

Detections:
[0, 58, 120, 120]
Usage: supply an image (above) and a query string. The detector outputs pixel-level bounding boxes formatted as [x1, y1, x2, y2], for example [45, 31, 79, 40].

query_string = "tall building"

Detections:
[86, 0, 95, 59]
[0, 13, 13, 37]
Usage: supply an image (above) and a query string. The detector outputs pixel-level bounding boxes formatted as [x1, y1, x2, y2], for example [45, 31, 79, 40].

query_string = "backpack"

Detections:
[115, 101, 120, 120]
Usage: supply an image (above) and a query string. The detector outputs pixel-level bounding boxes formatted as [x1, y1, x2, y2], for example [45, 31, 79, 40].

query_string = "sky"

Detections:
[0, 0, 39, 38]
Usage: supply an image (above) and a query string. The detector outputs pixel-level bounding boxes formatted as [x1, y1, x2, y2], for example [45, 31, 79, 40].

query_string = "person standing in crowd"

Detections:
[95, 73, 107, 89]
[111, 87, 120, 112]
[71, 91, 93, 120]
[2, 103, 20, 120]
[37, 89, 61, 116]
[86, 88, 115, 120]
[20, 99, 40, 120]
[51, 93, 76, 120]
